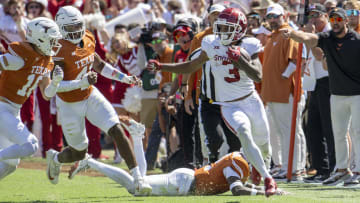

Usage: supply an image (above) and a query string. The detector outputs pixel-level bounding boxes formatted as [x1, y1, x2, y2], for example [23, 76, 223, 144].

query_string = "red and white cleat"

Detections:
[264, 177, 277, 197]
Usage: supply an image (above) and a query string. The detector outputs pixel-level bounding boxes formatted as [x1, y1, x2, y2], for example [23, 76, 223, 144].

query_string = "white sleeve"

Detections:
[188, 48, 202, 61]
[0, 53, 25, 71]
[201, 35, 214, 58]
[241, 37, 262, 57]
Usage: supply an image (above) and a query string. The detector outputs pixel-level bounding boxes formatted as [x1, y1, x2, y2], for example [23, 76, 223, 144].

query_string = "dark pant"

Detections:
[306, 77, 335, 175]
[200, 99, 241, 163]
[145, 108, 169, 170]
[177, 94, 203, 168]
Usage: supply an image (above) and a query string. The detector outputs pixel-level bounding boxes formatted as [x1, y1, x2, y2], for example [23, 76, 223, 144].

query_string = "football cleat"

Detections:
[68, 154, 90, 179]
[264, 177, 277, 197]
[134, 178, 152, 196]
[46, 149, 62, 184]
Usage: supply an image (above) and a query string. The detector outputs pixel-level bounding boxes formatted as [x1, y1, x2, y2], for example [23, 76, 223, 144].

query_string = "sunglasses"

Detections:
[151, 39, 164, 45]
[308, 12, 321, 19]
[266, 14, 281, 20]
[329, 16, 344, 23]
[346, 9, 360, 16]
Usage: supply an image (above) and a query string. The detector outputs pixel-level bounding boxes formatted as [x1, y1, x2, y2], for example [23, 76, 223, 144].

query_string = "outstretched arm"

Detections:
[226, 176, 265, 196]
[280, 28, 319, 48]
[148, 51, 209, 74]
[93, 53, 142, 86]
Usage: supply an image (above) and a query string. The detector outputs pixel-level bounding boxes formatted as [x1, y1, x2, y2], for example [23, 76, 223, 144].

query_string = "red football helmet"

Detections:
[213, 8, 247, 45]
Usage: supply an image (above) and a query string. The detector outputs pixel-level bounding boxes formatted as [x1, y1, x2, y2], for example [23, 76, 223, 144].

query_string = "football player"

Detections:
[69, 132, 285, 197]
[0, 17, 63, 180]
[147, 8, 277, 196]
[45, 6, 151, 195]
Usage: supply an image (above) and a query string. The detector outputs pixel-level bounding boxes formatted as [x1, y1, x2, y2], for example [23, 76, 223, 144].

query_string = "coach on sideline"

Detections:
[280, 7, 360, 186]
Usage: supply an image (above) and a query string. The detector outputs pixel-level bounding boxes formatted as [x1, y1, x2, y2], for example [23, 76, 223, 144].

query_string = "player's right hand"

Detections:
[147, 59, 162, 71]
[52, 65, 64, 84]
[86, 71, 98, 85]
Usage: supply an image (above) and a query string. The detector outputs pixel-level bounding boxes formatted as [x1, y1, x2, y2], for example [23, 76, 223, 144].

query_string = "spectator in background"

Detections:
[247, 12, 261, 35]
[104, 0, 126, 20]
[261, 4, 306, 180]
[119, 0, 143, 15]
[144, 32, 174, 170]
[163, 0, 183, 25]
[25, 0, 52, 19]
[343, 0, 360, 32]
[48, 0, 83, 18]
[188, 0, 206, 17]
[324, 0, 337, 14]
[0, 0, 27, 44]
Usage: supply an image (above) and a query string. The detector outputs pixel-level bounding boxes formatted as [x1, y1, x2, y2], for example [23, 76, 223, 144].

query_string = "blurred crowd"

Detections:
[2, 0, 360, 185]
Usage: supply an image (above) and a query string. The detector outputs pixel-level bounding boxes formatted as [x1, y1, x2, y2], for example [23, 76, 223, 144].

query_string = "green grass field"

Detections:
[1, 156, 360, 203]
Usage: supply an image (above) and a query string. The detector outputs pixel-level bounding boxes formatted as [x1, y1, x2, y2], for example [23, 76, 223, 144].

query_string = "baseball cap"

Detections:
[329, 7, 347, 18]
[252, 25, 272, 35]
[208, 4, 225, 14]
[266, 3, 284, 16]
[309, 3, 326, 13]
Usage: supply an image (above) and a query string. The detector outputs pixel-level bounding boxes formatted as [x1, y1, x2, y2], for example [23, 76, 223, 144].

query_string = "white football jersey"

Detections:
[201, 35, 261, 102]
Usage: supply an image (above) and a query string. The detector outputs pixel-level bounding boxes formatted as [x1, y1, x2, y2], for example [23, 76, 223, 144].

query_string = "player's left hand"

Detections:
[52, 65, 64, 84]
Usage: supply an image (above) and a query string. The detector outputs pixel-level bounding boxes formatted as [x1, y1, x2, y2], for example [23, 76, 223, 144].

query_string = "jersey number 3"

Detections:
[224, 67, 240, 83]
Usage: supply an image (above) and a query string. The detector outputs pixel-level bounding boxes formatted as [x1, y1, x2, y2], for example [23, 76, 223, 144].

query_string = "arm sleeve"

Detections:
[241, 37, 262, 56]
[201, 36, 213, 58]
[0, 53, 24, 71]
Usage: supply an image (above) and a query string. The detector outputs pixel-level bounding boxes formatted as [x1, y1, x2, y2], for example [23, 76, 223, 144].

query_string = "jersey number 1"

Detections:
[17, 74, 43, 97]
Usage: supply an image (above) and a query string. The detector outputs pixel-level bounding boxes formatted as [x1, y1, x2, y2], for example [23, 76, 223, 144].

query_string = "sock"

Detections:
[88, 158, 135, 192]
[258, 142, 272, 170]
[132, 136, 147, 177]
[130, 166, 142, 180]
[54, 153, 61, 164]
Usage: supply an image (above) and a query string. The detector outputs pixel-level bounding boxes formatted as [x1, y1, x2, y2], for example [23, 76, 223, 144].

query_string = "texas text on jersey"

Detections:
[53, 30, 95, 102]
[0, 42, 54, 105]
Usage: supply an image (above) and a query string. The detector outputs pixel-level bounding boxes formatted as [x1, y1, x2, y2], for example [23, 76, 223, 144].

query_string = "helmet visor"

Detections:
[62, 22, 84, 42]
